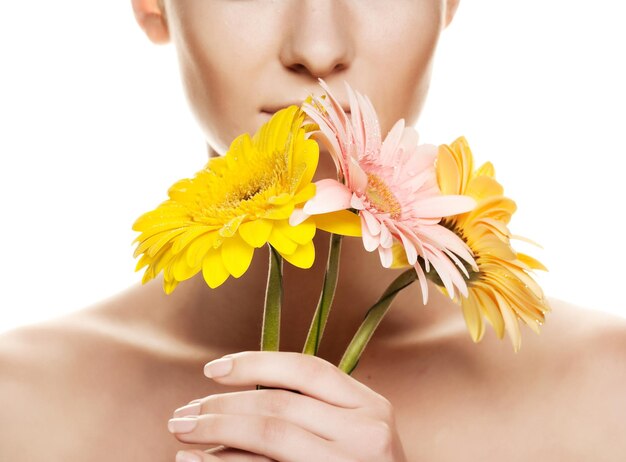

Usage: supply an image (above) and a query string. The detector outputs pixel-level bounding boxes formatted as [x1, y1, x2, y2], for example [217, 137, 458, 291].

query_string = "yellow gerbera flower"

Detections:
[132, 105, 319, 294]
[436, 136, 551, 352]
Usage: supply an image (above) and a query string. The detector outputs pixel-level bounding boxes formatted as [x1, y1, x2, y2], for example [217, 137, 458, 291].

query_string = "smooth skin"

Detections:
[171, 351, 407, 461]
[1, 1, 625, 461]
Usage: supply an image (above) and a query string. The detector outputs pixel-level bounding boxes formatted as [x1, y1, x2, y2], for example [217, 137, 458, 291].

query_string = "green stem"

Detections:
[302, 233, 342, 356]
[258, 244, 283, 391]
[338, 269, 417, 375]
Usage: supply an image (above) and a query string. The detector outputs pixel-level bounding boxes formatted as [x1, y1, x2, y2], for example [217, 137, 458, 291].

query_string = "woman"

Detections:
[1, 0, 625, 460]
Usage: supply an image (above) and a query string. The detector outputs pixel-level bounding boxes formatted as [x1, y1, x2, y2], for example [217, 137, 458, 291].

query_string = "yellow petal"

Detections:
[436, 145, 461, 195]
[275, 219, 316, 245]
[238, 219, 273, 248]
[466, 175, 503, 200]
[475, 161, 495, 178]
[172, 226, 213, 254]
[516, 252, 548, 271]
[221, 233, 255, 278]
[133, 227, 184, 258]
[390, 242, 411, 268]
[264, 202, 295, 220]
[132, 204, 187, 231]
[185, 231, 220, 267]
[219, 215, 246, 238]
[163, 277, 180, 295]
[461, 292, 485, 343]
[268, 193, 292, 205]
[493, 290, 522, 353]
[292, 138, 319, 191]
[313, 210, 362, 237]
[171, 250, 201, 282]
[291, 182, 317, 206]
[252, 105, 299, 153]
[268, 226, 298, 255]
[202, 250, 230, 288]
[281, 240, 315, 269]
[450, 136, 474, 192]
[473, 288, 505, 339]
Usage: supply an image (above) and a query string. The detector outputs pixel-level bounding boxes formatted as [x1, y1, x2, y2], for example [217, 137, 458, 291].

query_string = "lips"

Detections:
[261, 101, 351, 115]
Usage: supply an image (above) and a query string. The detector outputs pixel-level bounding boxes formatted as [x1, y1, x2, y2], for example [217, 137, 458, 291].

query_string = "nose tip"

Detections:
[287, 59, 348, 79]
[279, 2, 354, 80]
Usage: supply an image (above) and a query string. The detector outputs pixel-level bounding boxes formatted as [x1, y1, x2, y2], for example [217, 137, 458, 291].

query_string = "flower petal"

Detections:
[202, 250, 230, 289]
[275, 219, 316, 245]
[312, 210, 362, 237]
[281, 240, 315, 269]
[417, 195, 477, 219]
[221, 233, 254, 278]
[238, 219, 273, 248]
[268, 226, 298, 255]
[303, 179, 353, 214]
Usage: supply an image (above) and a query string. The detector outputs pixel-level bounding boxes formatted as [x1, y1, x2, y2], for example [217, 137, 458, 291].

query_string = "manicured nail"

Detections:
[168, 417, 199, 434]
[173, 401, 202, 418]
[204, 357, 233, 378]
[176, 450, 202, 462]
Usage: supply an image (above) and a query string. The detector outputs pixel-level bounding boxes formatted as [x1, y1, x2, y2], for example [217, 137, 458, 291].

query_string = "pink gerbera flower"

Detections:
[290, 79, 478, 304]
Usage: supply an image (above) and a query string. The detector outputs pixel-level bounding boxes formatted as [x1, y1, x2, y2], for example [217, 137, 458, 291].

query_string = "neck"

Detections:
[140, 230, 461, 365]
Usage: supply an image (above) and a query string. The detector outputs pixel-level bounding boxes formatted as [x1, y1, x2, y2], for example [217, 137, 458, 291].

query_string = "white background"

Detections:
[1, 1, 625, 334]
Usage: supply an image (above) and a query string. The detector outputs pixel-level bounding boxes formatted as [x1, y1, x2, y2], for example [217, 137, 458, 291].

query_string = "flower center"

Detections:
[366, 173, 402, 219]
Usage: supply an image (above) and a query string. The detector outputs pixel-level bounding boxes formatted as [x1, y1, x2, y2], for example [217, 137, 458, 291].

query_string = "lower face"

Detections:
[164, 0, 445, 159]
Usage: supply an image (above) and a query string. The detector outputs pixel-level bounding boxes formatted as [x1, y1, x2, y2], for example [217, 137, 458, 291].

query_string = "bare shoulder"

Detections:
[0, 286, 211, 460]
[0, 300, 143, 458]
[510, 296, 626, 458]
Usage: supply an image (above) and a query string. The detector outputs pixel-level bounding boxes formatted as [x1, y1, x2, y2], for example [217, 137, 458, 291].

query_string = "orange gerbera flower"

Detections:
[434, 136, 551, 351]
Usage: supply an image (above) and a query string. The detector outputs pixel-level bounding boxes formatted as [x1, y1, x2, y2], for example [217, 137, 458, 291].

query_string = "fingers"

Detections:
[173, 389, 365, 441]
[202, 351, 375, 408]
[177, 447, 274, 461]
[168, 413, 347, 462]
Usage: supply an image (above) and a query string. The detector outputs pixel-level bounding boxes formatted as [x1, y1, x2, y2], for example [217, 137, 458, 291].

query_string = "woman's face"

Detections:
[146, 0, 459, 156]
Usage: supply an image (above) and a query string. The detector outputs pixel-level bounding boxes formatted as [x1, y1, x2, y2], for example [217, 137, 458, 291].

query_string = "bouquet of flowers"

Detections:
[131, 79, 550, 380]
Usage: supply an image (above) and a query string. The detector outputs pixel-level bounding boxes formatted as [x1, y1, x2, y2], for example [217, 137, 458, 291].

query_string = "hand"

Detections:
[168, 351, 408, 462]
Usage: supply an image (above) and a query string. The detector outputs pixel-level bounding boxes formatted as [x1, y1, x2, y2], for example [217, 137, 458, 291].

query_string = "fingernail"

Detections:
[176, 450, 202, 462]
[167, 417, 199, 434]
[173, 401, 202, 418]
[204, 357, 233, 378]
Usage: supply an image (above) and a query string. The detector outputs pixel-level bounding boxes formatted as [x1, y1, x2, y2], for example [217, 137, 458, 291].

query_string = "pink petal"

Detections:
[420, 224, 476, 270]
[396, 229, 418, 265]
[347, 83, 365, 156]
[379, 119, 405, 164]
[443, 247, 471, 279]
[413, 262, 429, 305]
[361, 209, 381, 237]
[360, 215, 380, 252]
[379, 223, 393, 248]
[350, 194, 365, 210]
[378, 245, 393, 268]
[426, 244, 469, 299]
[356, 91, 382, 159]
[289, 207, 310, 226]
[303, 179, 352, 215]
[302, 107, 345, 173]
[417, 195, 477, 219]
[348, 155, 368, 193]
[423, 246, 455, 299]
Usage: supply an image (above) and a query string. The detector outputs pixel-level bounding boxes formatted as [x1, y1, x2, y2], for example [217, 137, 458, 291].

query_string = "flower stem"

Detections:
[338, 269, 417, 375]
[258, 244, 283, 391]
[302, 233, 343, 356]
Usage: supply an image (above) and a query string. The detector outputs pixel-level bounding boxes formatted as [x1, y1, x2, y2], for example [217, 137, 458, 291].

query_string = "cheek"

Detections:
[171, 4, 277, 154]
[358, 2, 443, 132]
